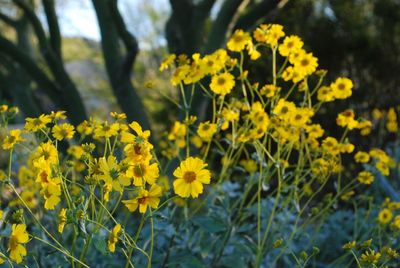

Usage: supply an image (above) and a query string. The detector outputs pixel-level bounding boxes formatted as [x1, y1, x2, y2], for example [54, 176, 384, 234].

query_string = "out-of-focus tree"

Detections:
[0, 0, 88, 125]
[0, 0, 151, 129]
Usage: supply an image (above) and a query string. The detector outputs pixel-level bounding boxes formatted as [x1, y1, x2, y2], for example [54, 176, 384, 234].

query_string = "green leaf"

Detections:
[93, 234, 108, 255]
[191, 216, 226, 233]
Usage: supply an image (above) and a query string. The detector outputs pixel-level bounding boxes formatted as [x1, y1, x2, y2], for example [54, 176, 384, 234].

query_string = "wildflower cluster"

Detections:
[0, 24, 398, 267]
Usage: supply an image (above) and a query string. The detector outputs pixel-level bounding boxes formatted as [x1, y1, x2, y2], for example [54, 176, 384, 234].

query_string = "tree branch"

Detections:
[234, 0, 287, 30]
[108, 0, 138, 75]
[0, 12, 17, 26]
[0, 35, 62, 106]
[92, 0, 151, 130]
[205, 0, 247, 53]
[42, 0, 62, 58]
[13, 0, 49, 52]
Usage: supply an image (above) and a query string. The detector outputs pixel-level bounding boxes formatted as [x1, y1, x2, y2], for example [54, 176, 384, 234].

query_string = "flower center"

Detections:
[301, 59, 309, 67]
[202, 124, 210, 131]
[183, 171, 196, 183]
[217, 77, 226, 85]
[280, 106, 289, 114]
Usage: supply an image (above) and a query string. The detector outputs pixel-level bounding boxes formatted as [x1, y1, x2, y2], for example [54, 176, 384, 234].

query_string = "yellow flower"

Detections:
[248, 102, 269, 128]
[354, 151, 370, 163]
[197, 121, 217, 142]
[94, 122, 120, 138]
[25, 114, 51, 132]
[253, 24, 285, 47]
[49, 111, 67, 120]
[360, 250, 381, 265]
[378, 208, 393, 225]
[41, 181, 62, 210]
[305, 124, 324, 139]
[221, 107, 239, 130]
[98, 156, 128, 192]
[357, 171, 374, 185]
[159, 54, 176, 71]
[210, 72, 235, 95]
[272, 99, 296, 121]
[0, 104, 8, 113]
[58, 208, 67, 233]
[330, 77, 353, 99]
[127, 162, 159, 186]
[375, 161, 390, 176]
[289, 108, 314, 127]
[342, 241, 356, 250]
[322, 137, 340, 156]
[279, 35, 303, 57]
[336, 110, 358, 130]
[281, 66, 306, 83]
[227, 29, 251, 52]
[190, 135, 203, 148]
[52, 123, 75, 141]
[77, 120, 93, 135]
[8, 224, 29, 264]
[293, 51, 318, 76]
[392, 215, 400, 229]
[260, 84, 280, 98]
[168, 121, 187, 148]
[317, 86, 335, 102]
[173, 157, 211, 198]
[2, 129, 24, 150]
[239, 159, 258, 173]
[386, 108, 398, 133]
[123, 184, 162, 213]
[108, 224, 122, 253]
[33, 141, 59, 166]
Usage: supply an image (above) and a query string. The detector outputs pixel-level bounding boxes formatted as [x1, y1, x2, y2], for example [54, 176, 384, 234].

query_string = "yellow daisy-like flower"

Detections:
[357, 171, 374, 185]
[77, 120, 93, 135]
[227, 29, 251, 52]
[378, 208, 393, 225]
[354, 151, 370, 163]
[392, 215, 400, 229]
[317, 86, 335, 102]
[278, 35, 303, 57]
[52, 123, 75, 141]
[293, 51, 318, 76]
[197, 121, 217, 142]
[94, 122, 120, 138]
[58, 208, 67, 233]
[41, 181, 62, 210]
[272, 99, 296, 121]
[260, 84, 280, 98]
[173, 157, 211, 198]
[336, 110, 358, 130]
[2, 129, 25, 150]
[0, 104, 8, 113]
[159, 54, 176, 71]
[330, 77, 353, 99]
[122, 184, 162, 213]
[127, 162, 159, 186]
[25, 114, 52, 132]
[33, 141, 59, 166]
[108, 224, 121, 253]
[210, 72, 235, 95]
[8, 224, 29, 264]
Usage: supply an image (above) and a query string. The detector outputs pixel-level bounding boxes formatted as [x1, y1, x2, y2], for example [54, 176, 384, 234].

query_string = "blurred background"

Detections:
[0, 0, 399, 144]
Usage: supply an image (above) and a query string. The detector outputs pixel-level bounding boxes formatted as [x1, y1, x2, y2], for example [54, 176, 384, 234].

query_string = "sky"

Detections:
[52, 0, 170, 48]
